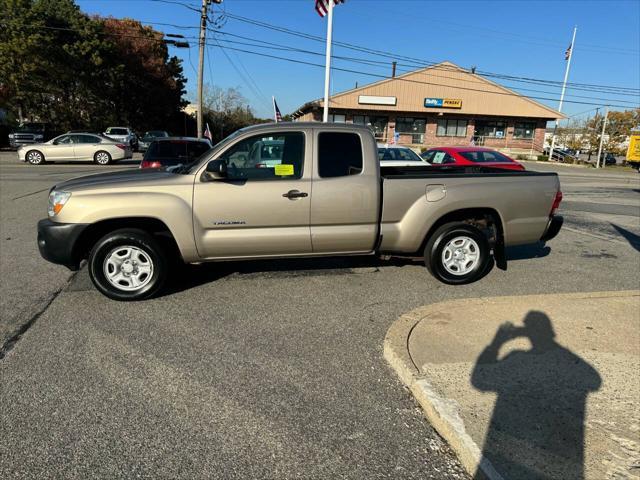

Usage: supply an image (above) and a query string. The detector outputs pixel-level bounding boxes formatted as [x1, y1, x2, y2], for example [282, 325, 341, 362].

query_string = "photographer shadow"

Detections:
[471, 311, 601, 479]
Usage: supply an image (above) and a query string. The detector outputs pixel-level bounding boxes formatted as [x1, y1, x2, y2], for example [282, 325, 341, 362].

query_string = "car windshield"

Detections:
[16, 124, 45, 133]
[378, 148, 422, 162]
[458, 150, 512, 163]
[145, 140, 211, 162]
[145, 131, 168, 138]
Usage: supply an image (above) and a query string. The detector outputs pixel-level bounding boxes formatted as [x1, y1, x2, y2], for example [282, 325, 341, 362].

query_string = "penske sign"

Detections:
[424, 98, 463, 109]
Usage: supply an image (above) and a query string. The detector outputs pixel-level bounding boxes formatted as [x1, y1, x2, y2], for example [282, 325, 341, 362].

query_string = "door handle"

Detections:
[282, 189, 308, 199]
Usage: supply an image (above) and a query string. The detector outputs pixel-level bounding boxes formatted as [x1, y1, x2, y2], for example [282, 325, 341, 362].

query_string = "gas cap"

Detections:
[426, 184, 446, 202]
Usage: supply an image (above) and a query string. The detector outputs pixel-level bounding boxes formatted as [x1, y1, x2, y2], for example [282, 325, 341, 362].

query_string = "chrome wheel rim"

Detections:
[28, 151, 42, 164]
[103, 246, 154, 292]
[441, 236, 480, 276]
[96, 152, 110, 164]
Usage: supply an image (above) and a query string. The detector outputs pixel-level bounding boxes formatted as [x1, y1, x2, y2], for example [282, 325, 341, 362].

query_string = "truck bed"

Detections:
[379, 165, 560, 253]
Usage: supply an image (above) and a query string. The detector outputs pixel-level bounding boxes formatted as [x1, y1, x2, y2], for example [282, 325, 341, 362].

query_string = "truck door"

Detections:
[192, 130, 313, 259]
[310, 130, 380, 253]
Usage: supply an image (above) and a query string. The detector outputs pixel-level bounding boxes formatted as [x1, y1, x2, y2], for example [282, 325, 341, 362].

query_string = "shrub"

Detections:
[537, 155, 549, 161]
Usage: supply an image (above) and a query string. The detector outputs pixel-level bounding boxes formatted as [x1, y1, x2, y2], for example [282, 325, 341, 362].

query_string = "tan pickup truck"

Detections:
[37, 123, 563, 300]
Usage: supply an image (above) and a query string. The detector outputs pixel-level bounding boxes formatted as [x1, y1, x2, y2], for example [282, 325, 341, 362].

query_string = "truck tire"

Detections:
[88, 228, 168, 301]
[26, 150, 45, 165]
[424, 222, 492, 285]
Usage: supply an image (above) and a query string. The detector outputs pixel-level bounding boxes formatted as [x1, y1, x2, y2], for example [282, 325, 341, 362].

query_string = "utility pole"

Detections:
[596, 106, 609, 169]
[196, 0, 209, 139]
[549, 26, 577, 162]
[322, 0, 334, 122]
[196, 0, 222, 138]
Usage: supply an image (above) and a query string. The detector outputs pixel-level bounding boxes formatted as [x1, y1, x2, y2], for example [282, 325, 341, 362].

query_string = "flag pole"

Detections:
[548, 25, 577, 162]
[322, 0, 334, 123]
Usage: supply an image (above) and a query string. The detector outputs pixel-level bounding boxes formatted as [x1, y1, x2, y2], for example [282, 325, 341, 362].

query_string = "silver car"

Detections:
[18, 133, 132, 165]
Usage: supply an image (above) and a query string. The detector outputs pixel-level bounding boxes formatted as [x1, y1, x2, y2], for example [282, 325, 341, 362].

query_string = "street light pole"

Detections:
[596, 106, 609, 169]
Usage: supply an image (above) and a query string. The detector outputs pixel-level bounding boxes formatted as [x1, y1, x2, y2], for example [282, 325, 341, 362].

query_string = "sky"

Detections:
[77, 0, 640, 120]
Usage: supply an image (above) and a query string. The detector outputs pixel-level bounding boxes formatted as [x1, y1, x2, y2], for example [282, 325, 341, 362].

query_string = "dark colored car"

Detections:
[421, 147, 525, 171]
[137, 130, 170, 152]
[139, 137, 212, 169]
[600, 152, 617, 166]
[8, 123, 58, 149]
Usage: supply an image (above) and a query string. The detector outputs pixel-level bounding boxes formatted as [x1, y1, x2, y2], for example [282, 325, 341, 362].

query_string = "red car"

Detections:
[420, 147, 525, 171]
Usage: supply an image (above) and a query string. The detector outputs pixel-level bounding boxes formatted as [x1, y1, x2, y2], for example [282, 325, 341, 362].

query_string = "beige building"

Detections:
[292, 61, 563, 153]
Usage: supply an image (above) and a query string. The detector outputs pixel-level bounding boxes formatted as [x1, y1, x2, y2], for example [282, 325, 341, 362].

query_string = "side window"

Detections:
[318, 132, 363, 178]
[422, 150, 436, 163]
[431, 151, 455, 165]
[55, 135, 72, 145]
[79, 135, 99, 144]
[218, 132, 305, 180]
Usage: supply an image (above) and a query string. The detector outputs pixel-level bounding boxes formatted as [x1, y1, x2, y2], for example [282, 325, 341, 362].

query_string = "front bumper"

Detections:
[37, 219, 89, 270]
[540, 215, 563, 242]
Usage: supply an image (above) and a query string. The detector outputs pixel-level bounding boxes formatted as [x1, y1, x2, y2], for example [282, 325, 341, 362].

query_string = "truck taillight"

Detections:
[140, 160, 162, 169]
[550, 190, 563, 215]
[116, 144, 127, 150]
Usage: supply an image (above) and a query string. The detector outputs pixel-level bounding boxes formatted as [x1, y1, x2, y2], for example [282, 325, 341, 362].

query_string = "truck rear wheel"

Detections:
[88, 228, 167, 300]
[424, 222, 492, 285]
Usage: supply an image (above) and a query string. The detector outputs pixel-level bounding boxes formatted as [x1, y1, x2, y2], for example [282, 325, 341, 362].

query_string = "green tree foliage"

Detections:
[0, 0, 187, 131]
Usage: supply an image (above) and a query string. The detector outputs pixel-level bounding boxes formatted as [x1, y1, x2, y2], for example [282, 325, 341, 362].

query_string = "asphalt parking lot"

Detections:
[1, 152, 639, 479]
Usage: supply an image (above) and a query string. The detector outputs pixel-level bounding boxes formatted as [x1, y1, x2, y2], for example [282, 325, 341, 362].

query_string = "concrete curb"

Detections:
[383, 298, 504, 480]
[383, 291, 639, 480]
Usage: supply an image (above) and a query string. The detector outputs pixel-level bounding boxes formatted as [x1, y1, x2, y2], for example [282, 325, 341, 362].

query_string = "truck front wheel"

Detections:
[88, 228, 167, 300]
[424, 222, 492, 285]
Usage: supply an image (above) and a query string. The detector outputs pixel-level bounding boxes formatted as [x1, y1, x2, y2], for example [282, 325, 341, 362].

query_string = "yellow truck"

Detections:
[627, 133, 640, 172]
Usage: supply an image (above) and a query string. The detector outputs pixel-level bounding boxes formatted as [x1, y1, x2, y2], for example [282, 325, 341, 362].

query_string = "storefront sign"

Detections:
[424, 98, 462, 109]
[358, 95, 397, 106]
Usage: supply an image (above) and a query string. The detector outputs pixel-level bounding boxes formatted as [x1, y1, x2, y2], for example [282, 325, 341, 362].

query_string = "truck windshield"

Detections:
[180, 128, 246, 174]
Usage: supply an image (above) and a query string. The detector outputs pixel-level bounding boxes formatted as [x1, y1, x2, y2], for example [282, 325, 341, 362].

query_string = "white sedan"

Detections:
[18, 133, 132, 165]
[377, 144, 430, 167]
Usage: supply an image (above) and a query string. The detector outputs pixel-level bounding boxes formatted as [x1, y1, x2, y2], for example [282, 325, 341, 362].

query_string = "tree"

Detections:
[0, 0, 187, 131]
[201, 84, 265, 142]
[585, 108, 639, 155]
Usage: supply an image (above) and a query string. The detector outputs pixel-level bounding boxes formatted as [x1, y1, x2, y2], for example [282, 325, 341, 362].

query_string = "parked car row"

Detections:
[378, 144, 525, 171]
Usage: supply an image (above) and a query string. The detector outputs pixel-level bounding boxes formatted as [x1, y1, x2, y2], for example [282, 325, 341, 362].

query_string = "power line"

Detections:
[211, 43, 638, 110]
[220, 11, 640, 95]
[210, 34, 640, 105]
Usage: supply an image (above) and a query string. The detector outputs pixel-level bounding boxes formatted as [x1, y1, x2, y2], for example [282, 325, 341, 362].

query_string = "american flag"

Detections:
[315, 0, 344, 17]
[273, 97, 283, 122]
[204, 123, 212, 140]
[565, 43, 572, 60]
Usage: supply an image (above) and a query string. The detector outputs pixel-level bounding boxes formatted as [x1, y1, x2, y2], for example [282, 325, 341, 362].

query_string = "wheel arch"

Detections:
[418, 207, 505, 257]
[73, 217, 183, 266]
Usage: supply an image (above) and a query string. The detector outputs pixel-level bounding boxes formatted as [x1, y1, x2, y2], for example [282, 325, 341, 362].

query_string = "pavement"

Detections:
[1, 153, 639, 478]
[384, 291, 640, 480]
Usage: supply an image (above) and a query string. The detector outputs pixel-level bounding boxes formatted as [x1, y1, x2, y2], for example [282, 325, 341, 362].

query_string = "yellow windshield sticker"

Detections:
[274, 164, 294, 176]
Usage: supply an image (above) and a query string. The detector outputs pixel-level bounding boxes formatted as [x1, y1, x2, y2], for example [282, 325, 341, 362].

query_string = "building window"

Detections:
[353, 115, 388, 141]
[475, 121, 507, 138]
[514, 122, 535, 139]
[436, 119, 467, 137]
[328, 113, 346, 123]
[395, 117, 426, 144]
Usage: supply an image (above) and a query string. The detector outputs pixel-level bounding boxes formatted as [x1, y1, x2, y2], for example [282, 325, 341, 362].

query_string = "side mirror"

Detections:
[205, 159, 227, 179]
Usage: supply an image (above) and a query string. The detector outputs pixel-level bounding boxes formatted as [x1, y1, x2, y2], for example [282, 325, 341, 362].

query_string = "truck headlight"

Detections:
[48, 190, 71, 216]
[35, 134, 44, 140]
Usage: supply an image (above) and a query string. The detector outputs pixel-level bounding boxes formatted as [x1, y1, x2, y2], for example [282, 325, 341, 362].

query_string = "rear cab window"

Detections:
[318, 132, 363, 177]
[459, 151, 512, 163]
